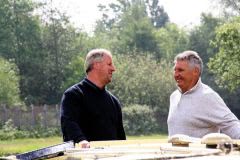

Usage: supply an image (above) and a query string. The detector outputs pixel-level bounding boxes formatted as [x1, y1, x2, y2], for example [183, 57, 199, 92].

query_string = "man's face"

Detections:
[96, 54, 116, 85]
[174, 60, 198, 93]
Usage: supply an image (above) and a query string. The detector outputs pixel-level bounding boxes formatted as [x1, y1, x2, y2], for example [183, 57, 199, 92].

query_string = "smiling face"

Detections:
[95, 54, 116, 85]
[174, 60, 200, 93]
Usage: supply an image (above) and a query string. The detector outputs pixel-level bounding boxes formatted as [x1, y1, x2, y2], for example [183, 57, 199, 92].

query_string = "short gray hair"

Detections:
[85, 48, 112, 73]
[174, 50, 203, 75]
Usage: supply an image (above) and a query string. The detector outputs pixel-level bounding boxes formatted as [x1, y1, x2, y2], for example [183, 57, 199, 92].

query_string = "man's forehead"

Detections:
[101, 54, 112, 62]
[105, 53, 113, 58]
[174, 60, 188, 66]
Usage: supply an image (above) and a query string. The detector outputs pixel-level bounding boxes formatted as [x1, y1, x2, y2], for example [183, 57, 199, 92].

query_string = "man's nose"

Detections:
[112, 65, 116, 72]
[174, 71, 179, 77]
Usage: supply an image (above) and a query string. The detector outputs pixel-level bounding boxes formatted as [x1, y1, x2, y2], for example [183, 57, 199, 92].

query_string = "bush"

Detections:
[0, 119, 18, 140]
[0, 119, 61, 140]
[122, 104, 158, 135]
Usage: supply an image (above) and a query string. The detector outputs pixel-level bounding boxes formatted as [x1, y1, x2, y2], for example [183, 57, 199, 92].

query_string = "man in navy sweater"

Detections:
[60, 49, 126, 148]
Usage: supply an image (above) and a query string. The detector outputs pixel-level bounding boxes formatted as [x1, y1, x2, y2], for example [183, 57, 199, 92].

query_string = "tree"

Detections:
[96, 0, 131, 31]
[0, 0, 86, 105]
[0, 58, 22, 107]
[97, 0, 169, 30]
[155, 23, 189, 61]
[0, 0, 45, 105]
[213, 0, 240, 16]
[188, 13, 222, 63]
[95, 0, 168, 56]
[109, 53, 175, 113]
[32, 2, 83, 104]
[146, 0, 169, 28]
[208, 17, 240, 91]
[61, 55, 85, 91]
[98, 0, 159, 55]
[117, 4, 158, 54]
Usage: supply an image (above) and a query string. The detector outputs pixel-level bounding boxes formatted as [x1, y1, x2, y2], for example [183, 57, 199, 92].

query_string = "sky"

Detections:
[38, 0, 220, 33]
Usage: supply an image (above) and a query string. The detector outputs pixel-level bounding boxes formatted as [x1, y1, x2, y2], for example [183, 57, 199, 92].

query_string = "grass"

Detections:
[0, 137, 62, 157]
[0, 134, 167, 157]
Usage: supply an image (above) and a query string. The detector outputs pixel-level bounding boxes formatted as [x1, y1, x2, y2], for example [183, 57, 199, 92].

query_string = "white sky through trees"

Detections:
[35, 0, 219, 33]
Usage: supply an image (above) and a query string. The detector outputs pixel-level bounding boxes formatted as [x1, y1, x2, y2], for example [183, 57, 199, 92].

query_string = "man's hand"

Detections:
[76, 140, 90, 148]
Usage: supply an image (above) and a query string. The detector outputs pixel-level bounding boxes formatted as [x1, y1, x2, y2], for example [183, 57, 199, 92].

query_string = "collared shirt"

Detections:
[167, 78, 240, 139]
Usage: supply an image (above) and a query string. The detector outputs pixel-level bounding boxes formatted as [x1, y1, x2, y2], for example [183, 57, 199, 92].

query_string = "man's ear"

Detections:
[93, 62, 100, 70]
[193, 67, 200, 76]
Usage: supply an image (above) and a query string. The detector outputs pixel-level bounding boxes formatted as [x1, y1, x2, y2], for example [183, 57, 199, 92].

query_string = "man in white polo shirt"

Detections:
[167, 50, 240, 139]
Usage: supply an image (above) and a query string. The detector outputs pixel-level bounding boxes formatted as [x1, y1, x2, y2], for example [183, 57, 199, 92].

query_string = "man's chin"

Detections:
[106, 78, 112, 84]
[176, 83, 181, 87]
[109, 76, 113, 81]
[176, 83, 183, 89]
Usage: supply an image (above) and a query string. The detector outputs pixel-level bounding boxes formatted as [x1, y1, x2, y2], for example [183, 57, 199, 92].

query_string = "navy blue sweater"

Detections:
[60, 78, 126, 143]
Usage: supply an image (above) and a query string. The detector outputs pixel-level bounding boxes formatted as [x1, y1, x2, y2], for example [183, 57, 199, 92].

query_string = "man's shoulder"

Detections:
[64, 81, 84, 95]
[199, 83, 218, 96]
[194, 82, 225, 104]
[106, 90, 121, 104]
[170, 89, 180, 97]
[107, 90, 118, 99]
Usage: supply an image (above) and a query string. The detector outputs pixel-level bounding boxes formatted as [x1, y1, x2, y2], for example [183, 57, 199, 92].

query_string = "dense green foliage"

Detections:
[155, 23, 189, 60]
[61, 55, 86, 90]
[0, 119, 60, 140]
[188, 13, 222, 64]
[208, 17, 240, 91]
[38, 5, 83, 104]
[0, 0, 82, 105]
[0, 0, 44, 105]
[110, 54, 175, 112]
[214, 0, 240, 16]
[122, 104, 158, 135]
[0, 58, 22, 107]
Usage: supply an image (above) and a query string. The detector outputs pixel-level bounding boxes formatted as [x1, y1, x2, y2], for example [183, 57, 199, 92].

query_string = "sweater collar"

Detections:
[83, 77, 106, 92]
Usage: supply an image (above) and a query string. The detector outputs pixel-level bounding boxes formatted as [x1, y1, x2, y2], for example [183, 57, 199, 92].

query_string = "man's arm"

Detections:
[60, 90, 87, 143]
[203, 91, 240, 139]
[114, 98, 126, 140]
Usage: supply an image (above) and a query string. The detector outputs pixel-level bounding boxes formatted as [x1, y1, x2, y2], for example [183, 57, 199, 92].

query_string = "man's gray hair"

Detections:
[174, 50, 203, 75]
[85, 48, 112, 73]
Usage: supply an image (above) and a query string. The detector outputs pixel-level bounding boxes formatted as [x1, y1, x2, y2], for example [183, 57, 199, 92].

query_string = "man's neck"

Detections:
[86, 74, 105, 89]
[181, 78, 200, 94]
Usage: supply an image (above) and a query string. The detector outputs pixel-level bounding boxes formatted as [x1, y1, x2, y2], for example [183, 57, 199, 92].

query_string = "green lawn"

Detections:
[0, 134, 167, 157]
[0, 137, 63, 157]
